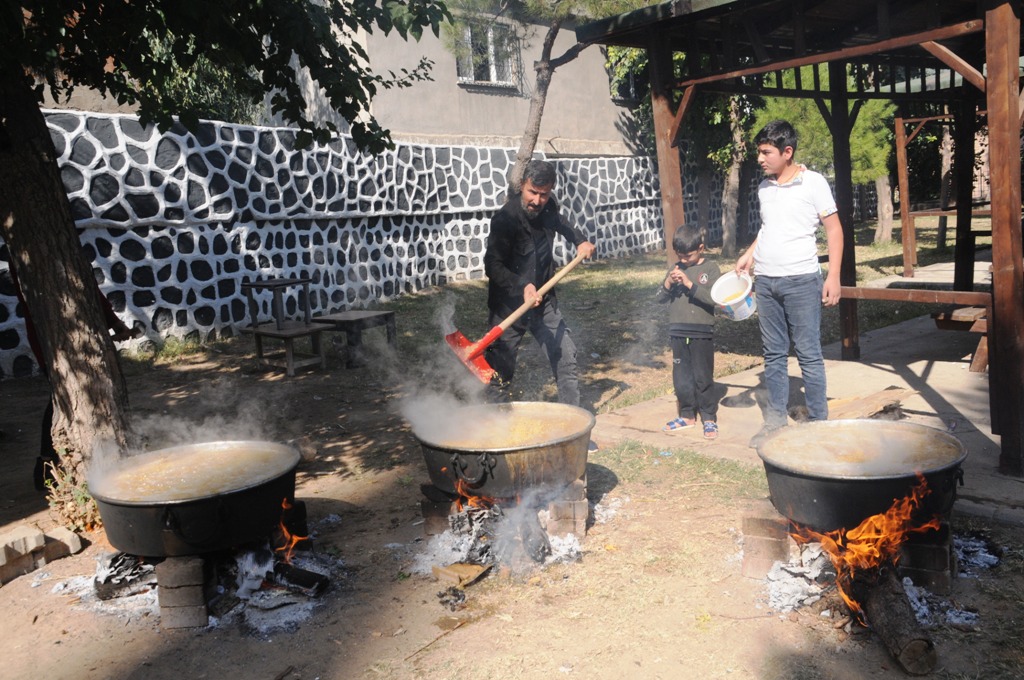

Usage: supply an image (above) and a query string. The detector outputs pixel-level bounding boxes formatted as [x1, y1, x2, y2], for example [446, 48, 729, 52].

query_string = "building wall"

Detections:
[364, 21, 637, 156]
[0, 111, 662, 378]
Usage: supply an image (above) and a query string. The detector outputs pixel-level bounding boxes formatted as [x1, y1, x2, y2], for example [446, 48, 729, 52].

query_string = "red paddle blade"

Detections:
[445, 330, 495, 383]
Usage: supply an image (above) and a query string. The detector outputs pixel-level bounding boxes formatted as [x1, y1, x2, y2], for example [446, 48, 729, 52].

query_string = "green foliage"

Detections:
[3, 0, 452, 152]
[442, 0, 647, 83]
[44, 453, 102, 532]
[753, 66, 896, 182]
[147, 33, 264, 125]
[900, 125, 944, 203]
[606, 46, 759, 169]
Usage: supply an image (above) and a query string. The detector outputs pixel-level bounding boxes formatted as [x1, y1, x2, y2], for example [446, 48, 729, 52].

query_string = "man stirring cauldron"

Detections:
[483, 160, 596, 410]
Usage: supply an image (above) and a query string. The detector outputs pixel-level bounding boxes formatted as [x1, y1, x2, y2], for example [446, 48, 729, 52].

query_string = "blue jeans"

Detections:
[754, 273, 827, 425]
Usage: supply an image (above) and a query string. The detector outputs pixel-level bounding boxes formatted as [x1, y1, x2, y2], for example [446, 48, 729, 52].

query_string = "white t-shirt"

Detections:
[753, 167, 837, 277]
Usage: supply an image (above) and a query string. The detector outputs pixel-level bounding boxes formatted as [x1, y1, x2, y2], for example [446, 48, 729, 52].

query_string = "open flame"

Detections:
[453, 478, 496, 511]
[791, 475, 940, 621]
[276, 497, 308, 563]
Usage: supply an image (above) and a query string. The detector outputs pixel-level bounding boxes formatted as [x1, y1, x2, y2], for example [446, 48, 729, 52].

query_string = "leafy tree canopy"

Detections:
[753, 66, 896, 183]
[606, 45, 760, 169]
[2, 0, 451, 150]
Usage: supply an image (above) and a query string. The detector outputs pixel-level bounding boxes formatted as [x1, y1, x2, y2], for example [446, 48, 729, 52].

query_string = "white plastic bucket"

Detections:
[711, 272, 756, 321]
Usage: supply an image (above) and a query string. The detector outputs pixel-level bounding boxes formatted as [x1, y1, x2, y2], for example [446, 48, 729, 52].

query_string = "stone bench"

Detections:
[312, 310, 396, 368]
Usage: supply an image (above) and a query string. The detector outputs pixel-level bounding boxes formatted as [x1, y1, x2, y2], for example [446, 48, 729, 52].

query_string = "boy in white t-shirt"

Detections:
[736, 120, 844, 448]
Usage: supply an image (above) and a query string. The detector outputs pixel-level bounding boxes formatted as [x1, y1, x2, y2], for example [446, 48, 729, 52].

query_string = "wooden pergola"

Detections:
[577, 0, 1024, 475]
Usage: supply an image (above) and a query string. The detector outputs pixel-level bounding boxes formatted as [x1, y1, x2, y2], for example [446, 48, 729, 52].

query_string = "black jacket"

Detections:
[484, 193, 588, 314]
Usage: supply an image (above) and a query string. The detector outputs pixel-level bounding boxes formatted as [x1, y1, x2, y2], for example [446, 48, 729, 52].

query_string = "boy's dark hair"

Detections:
[522, 159, 557, 188]
[672, 224, 704, 254]
[754, 120, 798, 154]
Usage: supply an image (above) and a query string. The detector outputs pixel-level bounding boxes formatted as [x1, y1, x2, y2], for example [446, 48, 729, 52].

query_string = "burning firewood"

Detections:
[791, 475, 942, 675]
[852, 567, 937, 675]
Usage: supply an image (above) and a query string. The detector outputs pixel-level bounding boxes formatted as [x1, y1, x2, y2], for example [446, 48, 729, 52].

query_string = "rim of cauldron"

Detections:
[90, 440, 301, 506]
[412, 401, 596, 453]
[755, 419, 967, 481]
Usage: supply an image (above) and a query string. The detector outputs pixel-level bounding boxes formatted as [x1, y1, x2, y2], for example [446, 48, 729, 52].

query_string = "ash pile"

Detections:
[423, 496, 585, 572]
[86, 504, 344, 635]
[762, 534, 1000, 630]
[412, 483, 621, 611]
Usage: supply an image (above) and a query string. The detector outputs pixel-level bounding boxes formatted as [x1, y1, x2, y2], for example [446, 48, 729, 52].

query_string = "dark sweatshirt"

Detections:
[655, 258, 722, 339]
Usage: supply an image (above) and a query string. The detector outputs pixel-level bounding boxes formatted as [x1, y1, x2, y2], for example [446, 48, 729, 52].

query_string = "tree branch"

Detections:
[549, 42, 588, 70]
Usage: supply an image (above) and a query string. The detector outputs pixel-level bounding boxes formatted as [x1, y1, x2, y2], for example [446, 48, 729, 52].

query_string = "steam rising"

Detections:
[87, 377, 279, 491]
[397, 293, 490, 438]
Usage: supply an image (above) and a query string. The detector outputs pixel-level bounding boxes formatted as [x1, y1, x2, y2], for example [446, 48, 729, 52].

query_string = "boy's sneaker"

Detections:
[703, 421, 719, 440]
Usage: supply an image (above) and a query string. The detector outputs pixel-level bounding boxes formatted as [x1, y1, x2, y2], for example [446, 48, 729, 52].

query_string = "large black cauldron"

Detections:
[756, 420, 966, 532]
[414, 402, 594, 498]
[91, 441, 300, 557]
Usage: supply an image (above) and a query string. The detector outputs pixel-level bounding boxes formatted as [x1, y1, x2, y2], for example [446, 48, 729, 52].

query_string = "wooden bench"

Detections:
[241, 320, 331, 377]
[931, 306, 989, 372]
[313, 310, 397, 368]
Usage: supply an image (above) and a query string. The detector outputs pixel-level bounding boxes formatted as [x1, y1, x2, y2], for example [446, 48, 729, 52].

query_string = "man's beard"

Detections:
[522, 200, 541, 218]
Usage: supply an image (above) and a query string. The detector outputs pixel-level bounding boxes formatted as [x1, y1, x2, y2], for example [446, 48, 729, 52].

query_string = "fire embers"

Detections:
[790, 475, 939, 621]
[785, 476, 944, 675]
[94, 552, 157, 600]
[197, 499, 337, 634]
[443, 493, 584, 569]
[447, 501, 555, 566]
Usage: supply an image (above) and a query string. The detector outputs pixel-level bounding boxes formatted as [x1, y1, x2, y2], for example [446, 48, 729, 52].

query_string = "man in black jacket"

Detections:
[483, 160, 596, 405]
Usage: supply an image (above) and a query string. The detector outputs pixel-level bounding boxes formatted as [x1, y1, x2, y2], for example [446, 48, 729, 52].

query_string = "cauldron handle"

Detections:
[449, 452, 495, 486]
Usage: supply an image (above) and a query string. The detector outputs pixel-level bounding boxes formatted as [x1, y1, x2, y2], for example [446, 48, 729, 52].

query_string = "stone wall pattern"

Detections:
[0, 112, 664, 377]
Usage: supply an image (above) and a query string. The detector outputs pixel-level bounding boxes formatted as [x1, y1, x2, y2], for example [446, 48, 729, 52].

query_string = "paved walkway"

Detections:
[591, 256, 1024, 527]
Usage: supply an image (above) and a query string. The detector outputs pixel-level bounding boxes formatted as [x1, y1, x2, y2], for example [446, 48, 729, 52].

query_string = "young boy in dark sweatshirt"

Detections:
[656, 224, 722, 440]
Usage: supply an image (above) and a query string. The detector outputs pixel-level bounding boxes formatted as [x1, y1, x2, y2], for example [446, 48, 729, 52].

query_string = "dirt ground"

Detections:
[2, 303, 1024, 680]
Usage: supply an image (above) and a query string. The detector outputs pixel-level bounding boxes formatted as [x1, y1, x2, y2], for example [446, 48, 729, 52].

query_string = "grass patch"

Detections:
[590, 439, 767, 496]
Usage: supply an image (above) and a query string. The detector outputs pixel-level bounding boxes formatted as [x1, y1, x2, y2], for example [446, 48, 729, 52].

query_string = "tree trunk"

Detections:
[0, 70, 131, 475]
[873, 175, 895, 243]
[696, 161, 712, 237]
[509, 21, 563, 193]
[937, 121, 954, 250]
[720, 97, 745, 257]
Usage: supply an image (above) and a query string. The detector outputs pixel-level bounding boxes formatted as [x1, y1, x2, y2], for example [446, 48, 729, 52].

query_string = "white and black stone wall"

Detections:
[0, 112, 664, 377]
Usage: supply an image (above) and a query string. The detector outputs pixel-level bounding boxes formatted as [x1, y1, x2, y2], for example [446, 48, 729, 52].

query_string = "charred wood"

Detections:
[272, 562, 329, 597]
[855, 567, 938, 676]
[519, 510, 551, 563]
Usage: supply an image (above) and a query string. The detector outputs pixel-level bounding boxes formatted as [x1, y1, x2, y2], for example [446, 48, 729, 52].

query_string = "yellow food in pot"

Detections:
[91, 442, 298, 502]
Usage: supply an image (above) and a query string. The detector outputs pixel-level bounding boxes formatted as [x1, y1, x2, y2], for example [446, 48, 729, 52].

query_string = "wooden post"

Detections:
[826, 60, 860, 361]
[894, 109, 915, 277]
[953, 90, 978, 291]
[648, 34, 686, 267]
[984, 0, 1024, 475]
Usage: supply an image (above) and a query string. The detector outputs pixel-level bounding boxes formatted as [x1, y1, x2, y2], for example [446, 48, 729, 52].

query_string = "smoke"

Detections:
[393, 292, 492, 440]
[87, 376, 280, 490]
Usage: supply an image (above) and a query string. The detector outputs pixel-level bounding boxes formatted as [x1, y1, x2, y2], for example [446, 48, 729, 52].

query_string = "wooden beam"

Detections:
[648, 34, 686, 268]
[669, 86, 697, 149]
[893, 112, 915, 277]
[984, 0, 1024, 476]
[920, 41, 986, 92]
[675, 20, 984, 89]
[905, 119, 930, 145]
[839, 287, 990, 306]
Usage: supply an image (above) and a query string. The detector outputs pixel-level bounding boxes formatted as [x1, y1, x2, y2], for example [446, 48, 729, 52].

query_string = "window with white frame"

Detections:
[456, 22, 517, 87]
